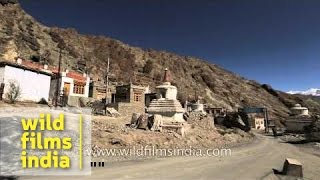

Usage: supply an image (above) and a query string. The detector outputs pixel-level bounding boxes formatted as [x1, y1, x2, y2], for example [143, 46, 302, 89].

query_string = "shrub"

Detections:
[30, 55, 40, 62]
[5, 82, 21, 103]
[143, 59, 154, 74]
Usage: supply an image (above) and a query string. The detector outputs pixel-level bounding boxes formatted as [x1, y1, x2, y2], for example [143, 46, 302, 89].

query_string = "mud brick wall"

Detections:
[115, 102, 145, 117]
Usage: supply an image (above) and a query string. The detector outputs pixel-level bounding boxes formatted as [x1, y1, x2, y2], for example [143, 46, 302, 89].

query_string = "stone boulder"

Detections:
[223, 112, 251, 132]
[282, 158, 303, 178]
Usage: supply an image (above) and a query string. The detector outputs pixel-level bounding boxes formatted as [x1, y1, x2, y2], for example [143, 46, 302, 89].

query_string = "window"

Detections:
[73, 84, 85, 94]
[134, 93, 142, 102]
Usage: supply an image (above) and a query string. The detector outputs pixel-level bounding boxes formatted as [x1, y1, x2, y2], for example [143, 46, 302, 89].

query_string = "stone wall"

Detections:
[285, 118, 313, 133]
[67, 95, 93, 107]
[112, 102, 145, 117]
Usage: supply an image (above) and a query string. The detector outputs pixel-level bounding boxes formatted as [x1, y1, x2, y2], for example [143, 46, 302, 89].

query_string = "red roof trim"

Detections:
[66, 71, 87, 82]
[1, 59, 89, 82]
[0, 60, 52, 75]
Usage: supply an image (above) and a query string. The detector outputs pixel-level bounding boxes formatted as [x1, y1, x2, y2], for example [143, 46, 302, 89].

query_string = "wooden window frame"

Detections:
[134, 93, 142, 102]
[73, 84, 85, 94]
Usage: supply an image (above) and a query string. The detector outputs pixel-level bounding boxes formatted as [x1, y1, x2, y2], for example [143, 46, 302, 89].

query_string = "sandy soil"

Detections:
[90, 114, 254, 161]
[19, 134, 320, 180]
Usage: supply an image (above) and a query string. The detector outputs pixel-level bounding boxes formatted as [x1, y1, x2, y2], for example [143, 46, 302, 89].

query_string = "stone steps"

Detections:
[148, 99, 185, 113]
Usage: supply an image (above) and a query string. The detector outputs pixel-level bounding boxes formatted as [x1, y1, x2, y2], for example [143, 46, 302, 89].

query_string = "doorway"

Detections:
[63, 82, 71, 96]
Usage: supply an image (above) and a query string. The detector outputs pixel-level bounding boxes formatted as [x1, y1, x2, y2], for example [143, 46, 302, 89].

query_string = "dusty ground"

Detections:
[0, 101, 49, 108]
[20, 134, 320, 180]
[91, 114, 254, 161]
[1, 102, 319, 179]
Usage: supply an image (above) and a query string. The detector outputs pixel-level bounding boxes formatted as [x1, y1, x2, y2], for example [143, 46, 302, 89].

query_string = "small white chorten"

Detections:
[147, 68, 185, 124]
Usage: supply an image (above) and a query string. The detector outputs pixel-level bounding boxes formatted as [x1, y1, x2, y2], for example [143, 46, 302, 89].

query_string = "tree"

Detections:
[5, 81, 21, 103]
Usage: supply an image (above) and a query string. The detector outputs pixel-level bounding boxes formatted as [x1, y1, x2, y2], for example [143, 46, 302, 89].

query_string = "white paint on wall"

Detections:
[1, 65, 51, 102]
[49, 72, 90, 101]
[59, 76, 90, 98]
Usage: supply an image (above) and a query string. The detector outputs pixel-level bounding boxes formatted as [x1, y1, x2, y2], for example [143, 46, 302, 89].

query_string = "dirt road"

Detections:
[21, 134, 320, 180]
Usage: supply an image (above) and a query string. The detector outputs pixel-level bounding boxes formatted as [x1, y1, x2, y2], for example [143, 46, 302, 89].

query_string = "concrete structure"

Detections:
[49, 69, 90, 106]
[238, 107, 270, 133]
[147, 68, 185, 124]
[205, 107, 225, 116]
[110, 83, 146, 116]
[282, 158, 303, 178]
[249, 117, 265, 130]
[285, 104, 313, 132]
[0, 59, 52, 102]
[145, 93, 157, 107]
[191, 103, 205, 113]
[290, 104, 309, 116]
[285, 117, 313, 132]
[185, 100, 206, 114]
[187, 100, 206, 114]
[88, 78, 115, 101]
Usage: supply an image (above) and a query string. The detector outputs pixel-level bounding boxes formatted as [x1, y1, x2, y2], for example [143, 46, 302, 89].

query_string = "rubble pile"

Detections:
[91, 114, 254, 161]
[187, 112, 215, 130]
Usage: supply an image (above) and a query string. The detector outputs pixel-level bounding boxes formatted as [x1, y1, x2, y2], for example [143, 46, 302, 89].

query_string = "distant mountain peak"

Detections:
[287, 88, 320, 96]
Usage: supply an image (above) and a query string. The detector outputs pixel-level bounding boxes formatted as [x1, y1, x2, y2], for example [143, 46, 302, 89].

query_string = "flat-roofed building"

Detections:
[0, 58, 52, 102]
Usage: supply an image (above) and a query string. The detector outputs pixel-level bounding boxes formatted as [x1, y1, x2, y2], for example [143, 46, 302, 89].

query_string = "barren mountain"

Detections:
[0, 2, 319, 122]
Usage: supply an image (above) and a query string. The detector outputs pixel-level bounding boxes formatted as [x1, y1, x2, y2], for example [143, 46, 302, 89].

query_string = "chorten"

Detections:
[147, 68, 185, 124]
[285, 104, 312, 132]
[290, 104, 309, 116]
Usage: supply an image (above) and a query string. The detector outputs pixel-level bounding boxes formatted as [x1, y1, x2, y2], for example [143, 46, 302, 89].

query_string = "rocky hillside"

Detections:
[0, 2, 319, 121]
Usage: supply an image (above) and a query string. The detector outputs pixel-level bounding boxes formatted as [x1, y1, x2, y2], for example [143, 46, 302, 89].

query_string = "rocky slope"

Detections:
[0, 2, 319, 122]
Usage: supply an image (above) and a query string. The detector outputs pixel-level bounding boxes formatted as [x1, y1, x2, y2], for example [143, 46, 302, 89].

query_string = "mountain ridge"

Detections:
[0, 2, 319, 122]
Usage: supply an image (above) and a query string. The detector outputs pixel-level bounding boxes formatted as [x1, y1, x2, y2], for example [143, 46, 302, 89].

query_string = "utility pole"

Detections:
[54, 48, 62, 107]
[105, 57, 110, 105]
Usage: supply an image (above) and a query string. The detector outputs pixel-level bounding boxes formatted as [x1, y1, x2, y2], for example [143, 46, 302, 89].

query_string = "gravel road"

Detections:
[20, 134, 320, 180]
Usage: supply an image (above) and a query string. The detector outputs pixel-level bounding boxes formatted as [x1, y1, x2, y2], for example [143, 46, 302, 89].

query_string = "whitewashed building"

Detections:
[49, 69, 90, 106]
[0, 59, 52, 102]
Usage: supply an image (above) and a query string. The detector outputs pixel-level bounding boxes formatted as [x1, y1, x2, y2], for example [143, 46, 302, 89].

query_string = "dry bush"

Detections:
[5, 81, 21, 103]
[143, 59, 154, 74]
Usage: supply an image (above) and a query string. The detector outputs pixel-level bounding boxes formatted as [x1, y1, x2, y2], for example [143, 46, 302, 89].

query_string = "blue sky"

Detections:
[20, 0, 319, 91]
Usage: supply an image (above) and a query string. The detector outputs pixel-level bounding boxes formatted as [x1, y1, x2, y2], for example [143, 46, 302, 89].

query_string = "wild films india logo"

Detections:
[0, 108, 91, 176]
[20, 114, 73, 169]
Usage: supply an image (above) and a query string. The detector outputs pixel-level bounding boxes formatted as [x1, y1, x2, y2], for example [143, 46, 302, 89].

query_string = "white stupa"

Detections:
[290, 104, 309, 116]
[285, 104, 312, 132]
[147, 68, 185, 124]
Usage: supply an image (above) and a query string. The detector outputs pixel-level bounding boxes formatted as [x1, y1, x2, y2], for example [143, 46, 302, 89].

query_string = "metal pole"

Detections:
[105, 57, 110, 105]
[54, 48, 62, 107]
[264, 108, 269, 133]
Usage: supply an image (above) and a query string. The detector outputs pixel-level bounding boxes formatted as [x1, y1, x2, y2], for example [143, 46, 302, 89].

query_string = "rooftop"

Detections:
[0, 59, 89, 82]
[65, 71, 87, 82]
[0, 59, 52, 76]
